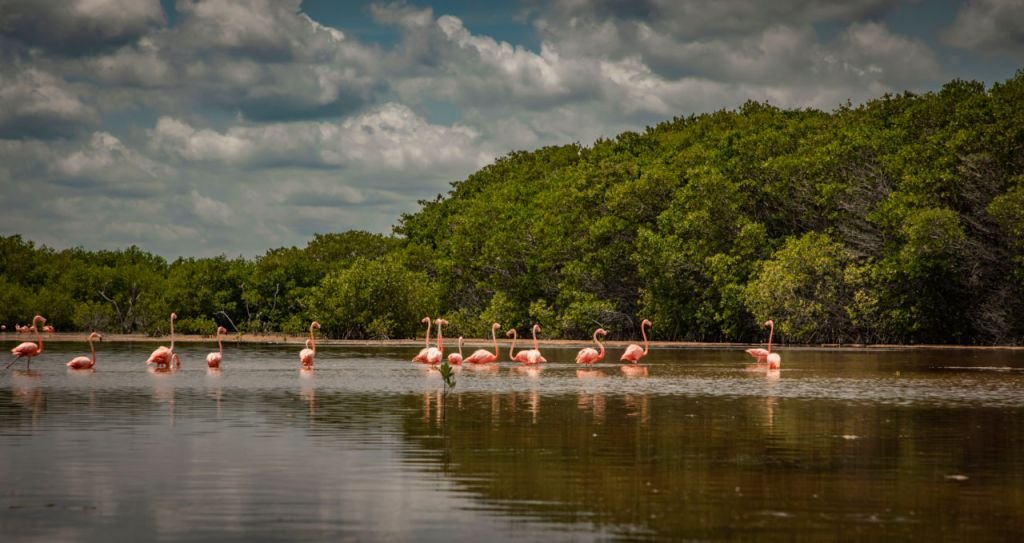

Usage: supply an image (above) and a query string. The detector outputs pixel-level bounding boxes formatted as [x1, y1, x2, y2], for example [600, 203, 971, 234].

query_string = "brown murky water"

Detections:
[1, 342, 1023, 541]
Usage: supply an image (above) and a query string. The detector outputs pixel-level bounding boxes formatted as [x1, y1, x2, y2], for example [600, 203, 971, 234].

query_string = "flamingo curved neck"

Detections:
[767, 323, 774, 353]
[33, 317, 43, 354]
[169, 316, 175, 352]
[508, 330, 517, 359]
[424, 318, 431, 348]
[436, 322, 444, 350]
[594, 331, 605, 358]
[641, 322, 649, 355]
[218, 331, 224, 354]
[309, 325, 317, 353]
[532, 327, 539, 350]
[90, 336, 97, 365]
[491, 326, 499, 357]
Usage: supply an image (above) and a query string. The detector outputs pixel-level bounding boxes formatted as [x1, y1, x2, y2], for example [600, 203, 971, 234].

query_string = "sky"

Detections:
[0, 0, 1020, 259]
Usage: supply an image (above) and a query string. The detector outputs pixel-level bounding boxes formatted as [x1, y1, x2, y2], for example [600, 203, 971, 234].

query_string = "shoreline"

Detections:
[3, 332, 1022, 351]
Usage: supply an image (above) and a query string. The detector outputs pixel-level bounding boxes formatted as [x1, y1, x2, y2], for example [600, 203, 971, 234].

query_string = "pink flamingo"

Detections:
[448, 336, 464, 365]
[508, 325, 545, 365]
[746, 320, 775, 361]
[207, 326, 227, 369]
[6, 315, 46, 371]
[412, 316, 433, 363]
[299, 321, 320, 367]
[424, 319, 446, 365]
[67, 332, 103, 370]
[146, 312, 177, 369]
[42, 325, 55, 334]
[620, 319, 652, 363]
[465, 322, 501, 364]
[576, 328, 607, 365]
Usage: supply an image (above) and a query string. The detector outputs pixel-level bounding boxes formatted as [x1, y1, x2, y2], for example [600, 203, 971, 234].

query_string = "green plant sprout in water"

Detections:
[438, 360, 456, 396]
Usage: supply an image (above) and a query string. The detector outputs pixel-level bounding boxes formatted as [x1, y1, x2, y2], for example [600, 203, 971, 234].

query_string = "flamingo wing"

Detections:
[412, 347, 431, 363]
[67, 356, 92, 369]
[620, 344, 645, 363]
[745, 348, 770, 360]
[464, 349, 496, 364]
[11, 342, 39, 357]
[576, 347, 601, 364]
[147, 346, 171, 364]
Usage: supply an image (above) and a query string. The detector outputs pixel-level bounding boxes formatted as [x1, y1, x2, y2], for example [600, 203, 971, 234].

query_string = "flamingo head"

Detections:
[596, 328, 607, 336]
[170, 312, 177, 321]
[533, 324, 541, 333]
[217, 326, 228, 335]
[311, 321, 321, 330]
[421, 316, 431, 324]
[505, 328, 516, 338]
[435, 319, 448, 326]
[641, 319, 652, 328]
[89, 332, 102, 341]
[33, 315, 46, 325]
[764, 319, 774, 327]
[492, 322, 501, 330]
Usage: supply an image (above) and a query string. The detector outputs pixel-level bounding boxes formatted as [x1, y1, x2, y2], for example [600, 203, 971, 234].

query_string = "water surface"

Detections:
[2, 342, 1023, 541]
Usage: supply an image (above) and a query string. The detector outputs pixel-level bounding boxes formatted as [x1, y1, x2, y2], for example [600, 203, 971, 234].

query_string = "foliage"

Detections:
[1, 72, 1023, 344]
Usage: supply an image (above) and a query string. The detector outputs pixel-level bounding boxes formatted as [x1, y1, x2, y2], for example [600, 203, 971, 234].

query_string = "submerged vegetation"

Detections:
[2, 72, 1023, 344]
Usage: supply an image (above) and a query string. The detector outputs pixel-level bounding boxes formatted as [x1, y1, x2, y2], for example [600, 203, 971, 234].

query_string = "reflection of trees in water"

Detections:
[388, 393, 1024, 539]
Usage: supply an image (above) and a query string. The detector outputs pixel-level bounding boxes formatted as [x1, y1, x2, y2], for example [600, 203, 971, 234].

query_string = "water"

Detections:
[2, 341, 1023, 541]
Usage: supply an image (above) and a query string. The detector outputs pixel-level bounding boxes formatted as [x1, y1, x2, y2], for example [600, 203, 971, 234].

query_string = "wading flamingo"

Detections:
[576, 328, 607, 365]
[620, 319, 652, 364]
[464, 322, 501, 364]
[448, 336, 464, 365]
[299, 321, 320, 368]
[746, 320, 775, 362]
[6, 315, 46, 371]
[766, 352, 781, 370]
[67, 332, 102, 370]
[207, 326, 227, 369]
[412, 316, 432, 363]
[146, 313, 177, 369]
[424, 319, 446, 365]
[508, 325, 546, 364]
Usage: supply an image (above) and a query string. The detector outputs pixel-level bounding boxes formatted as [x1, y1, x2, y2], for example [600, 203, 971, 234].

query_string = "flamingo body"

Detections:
[412, 316, 433, 363]
[746, 320, 776, 363]
[147, 313, 177, 368]
[300, 322, 320, 368]
[576, 328, 607, 365]
[767, 353, 781, 370]
[207, 326, 227, 369]
[448, 336, 464, 365]
[465, 323, 501, 364]
[6, 316, 45, 371]
[67, 332, 101, 370]
[620, 319, 652, 363]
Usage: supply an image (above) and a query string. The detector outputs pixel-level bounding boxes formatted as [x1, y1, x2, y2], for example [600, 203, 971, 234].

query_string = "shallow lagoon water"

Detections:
[2, 341, 1023, 541]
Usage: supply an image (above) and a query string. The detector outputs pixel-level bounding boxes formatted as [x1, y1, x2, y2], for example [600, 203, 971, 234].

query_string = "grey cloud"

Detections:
[0, 68, 98, 139]
[0, 0, 164, 54]
[944, 0, 1024, 55]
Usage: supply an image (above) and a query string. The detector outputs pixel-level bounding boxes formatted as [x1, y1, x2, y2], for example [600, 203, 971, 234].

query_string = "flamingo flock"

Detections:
[4, 313, 783, 373]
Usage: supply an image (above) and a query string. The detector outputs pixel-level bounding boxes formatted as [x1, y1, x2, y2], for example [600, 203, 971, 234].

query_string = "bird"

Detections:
[576, 328, 607, 365]
[42, 325, 55, 334]
[620, 319, 652, 364]
[508, 325, 545, 365]
[448, 336, 464, 365]
[746, 319, 775, 362]
[299, 321, 320, 368]
[146, 313, 177, 369]
[207, 326, 228, 369]
[67, 332, 103, 370]
[425, 319, 447, 365]
[412, 316, 433, 363]
[766, 352, 781, 370]
[464, 322, 501, 364]
[6, 315, 46, 371]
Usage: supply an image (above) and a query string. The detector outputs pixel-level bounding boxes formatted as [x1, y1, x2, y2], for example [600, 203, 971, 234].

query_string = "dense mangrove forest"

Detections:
[2, 72, 1022, 344]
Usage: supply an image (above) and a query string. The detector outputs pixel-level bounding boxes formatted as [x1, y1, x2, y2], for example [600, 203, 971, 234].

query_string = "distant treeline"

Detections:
[3, 72, 1023, 344]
